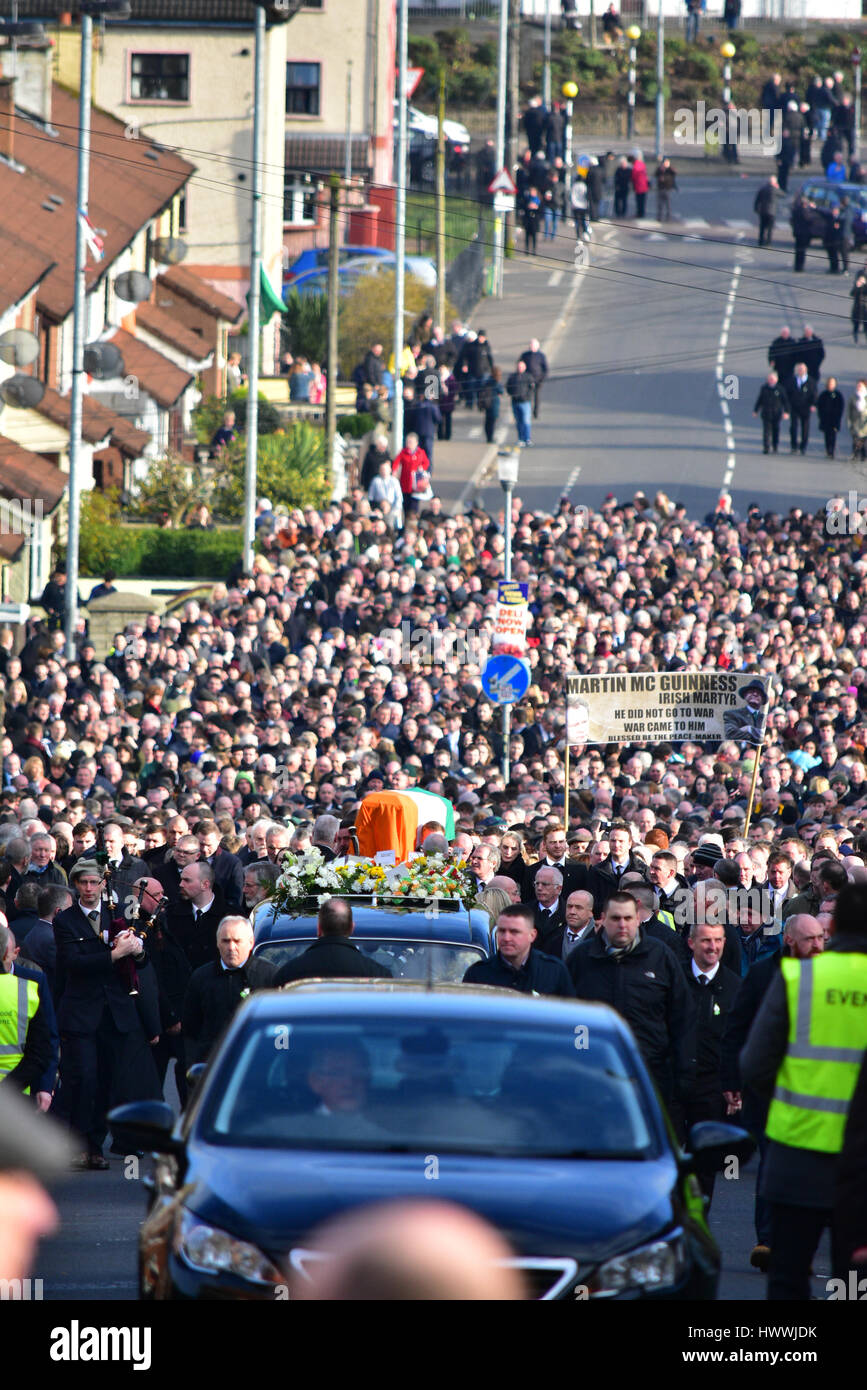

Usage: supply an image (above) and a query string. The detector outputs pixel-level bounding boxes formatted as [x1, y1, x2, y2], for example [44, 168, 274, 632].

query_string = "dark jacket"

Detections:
[506, 370, 533, 404]
[145, 919, 192, 1030]
[818, 387, 845, 431]
[522, 897, 567, 946]
[796, 334, 825, 379]
[835, 1048, 867, 1267]
[182, 955, 277, 1064]
[568, 931, 695, 1088]
[587, 853, 649, 917]
[17, 918, 58, 998]
[526, 858, 589, 898]
[165, 888, 226, 975]
[273, 935, 393, 986]
[767, 334, 796, 380]
[463, 948, 575, 998]
[362, 349, 385, 387]
[53, 901, 147, 1035]
[682, 961, 742, 1098]
[753, 382, 789, 419]
[754, 182, 778, 217]
[719, 948, 781, 1093]
[206, 847, 245, 912]
[786, 373, 817, 415]
[519, 348, 548, 382]
[456, 337, 495, 382]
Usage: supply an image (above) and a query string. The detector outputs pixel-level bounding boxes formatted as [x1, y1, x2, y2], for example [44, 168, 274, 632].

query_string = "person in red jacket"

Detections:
[393, 433, 432, 516]
[631, 151, 649, 218]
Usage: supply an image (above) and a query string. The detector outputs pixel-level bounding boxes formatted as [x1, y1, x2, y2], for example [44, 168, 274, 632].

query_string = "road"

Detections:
[438, 169, 867, 520]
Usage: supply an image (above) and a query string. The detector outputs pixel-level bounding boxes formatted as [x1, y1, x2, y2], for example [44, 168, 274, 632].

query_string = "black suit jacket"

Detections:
[521, 897, 567, 945]
[682, 961, 742, 1097]
[207, 848, 245, 911]
[53, 902, 147, 1035]
[18, 919, 58, 997]
[155, 856, 183, 903]
[526, 858, 589, 897]
[182, 956, 277, 1064]
[166, 889, 226, 975]
[274, 936, 393, 986]
[588, 854, 649, 916]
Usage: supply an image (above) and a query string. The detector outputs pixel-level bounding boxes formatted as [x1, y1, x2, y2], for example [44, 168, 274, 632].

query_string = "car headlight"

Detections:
[593, 1232, 687, 1296]
[174, 1210, 284, 1287]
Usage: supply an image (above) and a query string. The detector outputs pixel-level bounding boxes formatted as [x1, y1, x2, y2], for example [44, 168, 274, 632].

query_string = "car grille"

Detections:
[290, 1248, 580, 1299]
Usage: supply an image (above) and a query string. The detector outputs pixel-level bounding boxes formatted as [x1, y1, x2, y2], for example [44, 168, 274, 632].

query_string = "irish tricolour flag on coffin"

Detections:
[355, 789, 456, 864]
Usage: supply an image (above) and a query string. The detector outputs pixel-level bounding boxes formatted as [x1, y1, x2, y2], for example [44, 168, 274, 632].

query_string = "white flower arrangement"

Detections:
[269, 851, 477, 911]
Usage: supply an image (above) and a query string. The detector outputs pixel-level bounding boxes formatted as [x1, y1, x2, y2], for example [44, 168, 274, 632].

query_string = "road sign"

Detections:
[403, 66, 424, 99]
[492, 191, 515, 213]
[481, 654, 531, 706]
[488, 166, 517, 196]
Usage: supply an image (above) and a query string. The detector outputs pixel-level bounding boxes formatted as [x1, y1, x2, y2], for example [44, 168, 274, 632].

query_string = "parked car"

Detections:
[112, 985, 750, 1301]
[798, 178, 867, 246]
[393, 99, 471, 150]
[251, 899, 492, 981]
[283, 244, 390, 287]
[288, 253, 437, 296]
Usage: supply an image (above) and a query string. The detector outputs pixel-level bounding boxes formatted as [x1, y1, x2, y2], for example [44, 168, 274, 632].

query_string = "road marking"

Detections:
[645, 233, 668, 241]
[717, 263, 741, 496]
[468, 426, 482, 439]
[548, 269, 564, 287]
[563, 464, 582, 495]
[726, 219, 753, 229]
[682, 218, 710, 227]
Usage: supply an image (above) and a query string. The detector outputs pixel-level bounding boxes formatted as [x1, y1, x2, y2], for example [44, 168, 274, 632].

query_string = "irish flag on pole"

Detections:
[356, 789, 456, 863]
[79, 211, 105, 262]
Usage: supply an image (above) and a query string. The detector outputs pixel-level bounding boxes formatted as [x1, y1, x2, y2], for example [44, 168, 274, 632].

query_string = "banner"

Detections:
[492, 581, 528, 659]
[565, 672, 770, 746]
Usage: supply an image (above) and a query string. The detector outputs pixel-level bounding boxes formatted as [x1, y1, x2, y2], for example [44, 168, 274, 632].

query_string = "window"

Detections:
[286, 62, 320, 116]
[130, 53, 190, 102]
[283, 175, 317, 226]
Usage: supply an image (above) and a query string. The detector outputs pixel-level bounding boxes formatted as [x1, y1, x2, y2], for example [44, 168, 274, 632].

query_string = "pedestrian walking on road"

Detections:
[631, 151, 649, 218]
[787, 362, 816, 455]
[790, 194, 817, 272]
[570, 174, 590, 239]
[847, 381, 867, 460]
[754, 175, 778, 246]
[586, 157, 604, 221]
[796, 325, 824, 383]
[479, 367, 504, 444]
[613, 156, 631, 217]
[851, 269, 867, 341]
[767, 325, 797, 389]
[506, 361, 534, 447]
[519, 338, 549, 420]
[522, 186, 542, 255]
[824, 204, 846, 274]
[798, 102, 812, 167]
[655, 158, 677, 222]
[817, 378, 845, 458]
[753, 371, 789, 454]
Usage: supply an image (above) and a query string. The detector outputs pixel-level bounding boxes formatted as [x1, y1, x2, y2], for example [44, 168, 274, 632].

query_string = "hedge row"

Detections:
[80, 526, 242, 579]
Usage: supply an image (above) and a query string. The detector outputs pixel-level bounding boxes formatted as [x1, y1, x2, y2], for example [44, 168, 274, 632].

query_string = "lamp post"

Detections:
[498, 448, 519, 785]
[721, 40, 735, 107]
[491, 0, 508, 299]
[655, 0, 664, 161]
[562, 79, 578, 173]
[626, 26, 641, 141]
[64, 0, 130, 660]
[854, 48, 862, 163]
[543, 0, 551, 109]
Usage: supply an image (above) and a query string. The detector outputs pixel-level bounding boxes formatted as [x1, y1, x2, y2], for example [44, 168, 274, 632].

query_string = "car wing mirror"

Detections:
[108, 1100, 183, 1156]
[680, 1120, 755, 1174]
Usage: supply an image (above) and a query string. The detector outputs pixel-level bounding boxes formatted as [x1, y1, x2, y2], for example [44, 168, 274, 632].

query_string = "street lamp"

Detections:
[498, 448, 520, 784]
[562, 80, 578, 172]
[626, 26, 641, 141]
[64, 0, 131, 660]
[853, 48, 862, 163]
[721, 40, 736, 106]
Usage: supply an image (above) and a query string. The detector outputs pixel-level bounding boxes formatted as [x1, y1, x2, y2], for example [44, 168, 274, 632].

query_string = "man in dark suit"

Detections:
[541, 888, 596, 961]
[522, 864, 567, 943]
[99, 821, 148, 907]
[588, 821, 648, 916]
[678, 921, 742, 1200]
[274, 899, 392, 986]
[53, 859, 159, 1169]
[155, 834, 201, 904]
[196, 822, 244, 911]
[7, 882, 41, 943]
[526, 825, 589, 897]
[166, 861, 225, 974]
[626, 878, 690, 963]
[183, 915, 276, 1064]
[463, 905, 574, 997]
[17, 883, 72, 999]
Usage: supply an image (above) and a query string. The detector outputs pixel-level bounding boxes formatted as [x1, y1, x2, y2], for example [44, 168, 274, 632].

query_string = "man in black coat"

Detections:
[182, 916, 276, 1064]
[678, 921, 742, 1199]
[568, 891, 695, 1103]
[522, 864, 568, 945]
[767, 325, 796, 385]
[455, 330, 495, 409]
[98, 822, 149, 911]
[587, 822, 648, 917]
[753, 371, 789, 455]
[786, 361, 817, 454]
[463, 905, 574, 997]
[18, 883, 72, 999]
[519, 338, 549, 420]
[54, 859, 159, 1168]
[196, 822, 244, 912]
[526, 824, 588, 897]
[754, 175, 779, 245]
[166, 861, 225, 974]
[796, 325, 824, 381]
[274, 899, 393, 986]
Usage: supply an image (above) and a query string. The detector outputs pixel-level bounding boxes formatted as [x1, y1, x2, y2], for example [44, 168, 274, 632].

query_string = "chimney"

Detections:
[0, 76, 14, 164]
[14, 44, 53, 128]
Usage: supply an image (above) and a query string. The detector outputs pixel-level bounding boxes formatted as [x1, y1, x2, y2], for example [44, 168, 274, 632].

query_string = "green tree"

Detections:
[211, 424, 331, 519]
[131, 453, 212, 526]
[283, 286, 328, 364]
[338, 270, 455, 379]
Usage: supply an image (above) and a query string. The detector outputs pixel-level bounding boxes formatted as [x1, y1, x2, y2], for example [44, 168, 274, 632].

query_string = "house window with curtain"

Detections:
[284, 175, 317, 226]
[286, 62, 320, 116]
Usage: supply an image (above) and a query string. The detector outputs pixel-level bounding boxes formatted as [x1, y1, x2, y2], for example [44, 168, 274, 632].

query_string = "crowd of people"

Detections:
[754, 320, 867, 460]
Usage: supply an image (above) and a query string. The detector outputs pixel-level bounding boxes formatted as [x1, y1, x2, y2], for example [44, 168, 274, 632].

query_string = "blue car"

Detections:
[251, 898, 493, 982]
[112, 986, 750, 1301]
[283, 244, 388, 289]
[799, 178, 867, 246]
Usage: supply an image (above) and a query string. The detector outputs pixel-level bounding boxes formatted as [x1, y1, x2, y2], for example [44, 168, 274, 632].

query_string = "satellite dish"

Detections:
[0, 375, 46, 410]
[83, 343, 125, 380]
[150, 236, 188, 266]
[0, 329, 40, 368]
[115, 270, 153, 303]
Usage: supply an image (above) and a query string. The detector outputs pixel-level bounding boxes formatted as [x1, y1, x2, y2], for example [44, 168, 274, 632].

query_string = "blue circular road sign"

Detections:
[481, 655, 532, 705]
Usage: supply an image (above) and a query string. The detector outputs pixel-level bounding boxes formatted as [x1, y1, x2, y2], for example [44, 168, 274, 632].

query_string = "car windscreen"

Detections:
[200, 1020, 656, 1158]
[256, 939, 485, 983]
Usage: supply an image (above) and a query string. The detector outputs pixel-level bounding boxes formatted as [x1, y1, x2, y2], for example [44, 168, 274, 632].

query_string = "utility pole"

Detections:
[344, 59, 353, 233]
[854, 48, 862, 163]
[392, 0, 408, 456]
[491, 0, 508, 298]
[325, 173, 340, 478]
[507, 0, 521, 200]
[435, 65, 446, 333]
[543, 0, 552, 109]
[242, 1, 265, 573]
[655, 0, 664, 161]
[589, 0, 596, 49]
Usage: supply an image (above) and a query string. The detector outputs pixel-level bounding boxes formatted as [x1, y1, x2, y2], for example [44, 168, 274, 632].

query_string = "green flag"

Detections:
[247, 267, 287, 323]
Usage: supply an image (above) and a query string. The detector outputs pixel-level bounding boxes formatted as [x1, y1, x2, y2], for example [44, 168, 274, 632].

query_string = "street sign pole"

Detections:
[502, 477, 513, 784]
[492, 0, 509, 298]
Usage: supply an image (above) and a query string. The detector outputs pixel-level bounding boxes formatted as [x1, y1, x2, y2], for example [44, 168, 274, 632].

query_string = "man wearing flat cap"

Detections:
[723, 680, 769, 746]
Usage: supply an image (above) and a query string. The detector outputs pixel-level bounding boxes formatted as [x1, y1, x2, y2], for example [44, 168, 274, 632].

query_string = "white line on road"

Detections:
[548, 269, 564, 287]
[468, 426, 482, 439]
[563, 465, 582, 495]
[717, 264, 742, 495]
